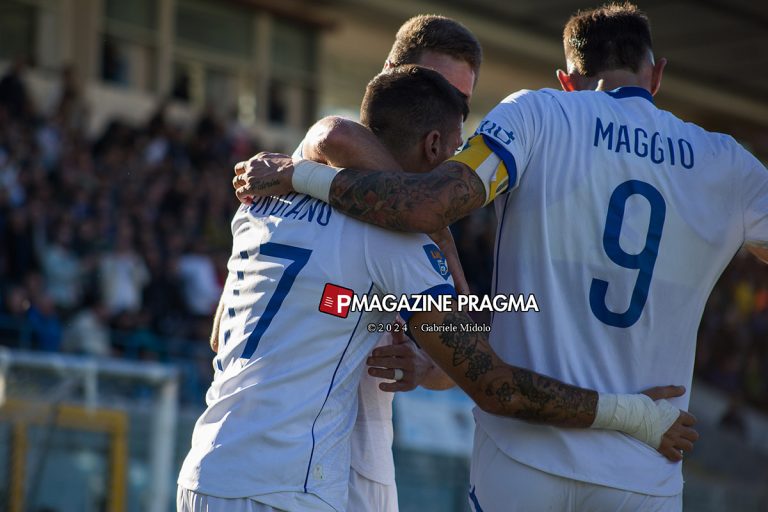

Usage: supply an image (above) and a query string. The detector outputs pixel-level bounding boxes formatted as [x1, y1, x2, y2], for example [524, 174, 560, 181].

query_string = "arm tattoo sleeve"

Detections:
[329, 161, 486, 232]
[436, 311, 598, 428]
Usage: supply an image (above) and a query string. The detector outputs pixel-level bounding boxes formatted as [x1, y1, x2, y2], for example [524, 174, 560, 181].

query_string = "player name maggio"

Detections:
[337, 293, 539, 314]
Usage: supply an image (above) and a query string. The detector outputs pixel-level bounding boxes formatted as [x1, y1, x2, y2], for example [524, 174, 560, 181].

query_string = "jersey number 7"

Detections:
[590, 180, 666, 328]
[240, 243, 313, 359]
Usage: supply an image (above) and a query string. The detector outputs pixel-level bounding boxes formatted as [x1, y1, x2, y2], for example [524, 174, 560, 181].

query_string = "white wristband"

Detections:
[292, 159, 339, 203]
[591, 393, 680, 449]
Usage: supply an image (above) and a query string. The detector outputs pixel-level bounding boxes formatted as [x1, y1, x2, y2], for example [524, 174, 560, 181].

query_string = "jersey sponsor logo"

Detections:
[476, 119, 515, 146]
[319, 283, 355, 318]
[422, 244, 450, 280]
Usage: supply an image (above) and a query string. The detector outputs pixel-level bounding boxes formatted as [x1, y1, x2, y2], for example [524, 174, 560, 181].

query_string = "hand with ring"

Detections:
[366, 325, 434, 392]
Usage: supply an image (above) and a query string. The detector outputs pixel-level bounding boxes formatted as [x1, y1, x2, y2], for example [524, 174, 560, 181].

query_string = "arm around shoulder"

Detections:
[407, 308, 598, 426]
[329, 160, 486, 233]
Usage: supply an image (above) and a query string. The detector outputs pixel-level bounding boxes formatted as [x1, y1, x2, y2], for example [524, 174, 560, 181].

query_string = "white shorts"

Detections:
[177, 487, 286, 512]
[348, 467, 399, 512]
[469, 427, 682, 512]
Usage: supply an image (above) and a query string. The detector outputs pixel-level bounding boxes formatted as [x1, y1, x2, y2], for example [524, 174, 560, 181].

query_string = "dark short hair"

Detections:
[387, 15, 482, 81]
[360, 65, 468, 158]
[563, 2, 653, 76]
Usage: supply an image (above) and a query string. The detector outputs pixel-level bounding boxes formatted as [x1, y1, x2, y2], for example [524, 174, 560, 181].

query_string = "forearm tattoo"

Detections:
[436, 312, 598, 428]
[329, 161, 486, 232]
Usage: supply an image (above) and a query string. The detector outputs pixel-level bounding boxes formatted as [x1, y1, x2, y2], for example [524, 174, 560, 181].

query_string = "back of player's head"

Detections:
[387, 15, 482, 81]
[359, 65, 468, 161]
[563, 2, 653, 76]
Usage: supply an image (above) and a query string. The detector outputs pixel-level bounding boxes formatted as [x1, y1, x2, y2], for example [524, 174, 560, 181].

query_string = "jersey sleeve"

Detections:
[449, 89, 543, 205]
[363, 226, 456, 323]
[741, 148, 768, 244]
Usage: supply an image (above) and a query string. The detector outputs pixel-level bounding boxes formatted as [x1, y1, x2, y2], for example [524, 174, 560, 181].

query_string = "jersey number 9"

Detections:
[590, 180, 666, 328]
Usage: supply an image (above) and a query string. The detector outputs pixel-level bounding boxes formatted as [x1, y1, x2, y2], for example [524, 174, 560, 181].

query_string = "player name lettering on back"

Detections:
[593, 117, 694, 169]
[248, 192, 332, 226]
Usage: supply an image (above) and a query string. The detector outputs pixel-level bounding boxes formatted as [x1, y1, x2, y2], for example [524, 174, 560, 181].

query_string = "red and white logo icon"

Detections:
[319, 283, 355, 318]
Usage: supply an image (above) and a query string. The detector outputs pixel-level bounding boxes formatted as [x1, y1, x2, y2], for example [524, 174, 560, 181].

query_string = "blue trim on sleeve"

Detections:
[605, 86, 653, 104]
[481, 134, 518, 188]
[399, 283, 457, 323]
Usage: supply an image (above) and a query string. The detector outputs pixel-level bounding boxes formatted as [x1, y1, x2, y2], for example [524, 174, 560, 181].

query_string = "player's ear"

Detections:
[650, 57, 666, 96]
[424, 130, 442, 165]
[557, 69, 575, 92]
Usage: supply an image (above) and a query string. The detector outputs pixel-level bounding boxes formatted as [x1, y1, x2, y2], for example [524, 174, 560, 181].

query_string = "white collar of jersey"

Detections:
[604, 86, 654, 104]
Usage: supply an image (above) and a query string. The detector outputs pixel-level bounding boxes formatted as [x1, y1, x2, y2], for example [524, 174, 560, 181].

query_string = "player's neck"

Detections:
[586, 69, 651, 93]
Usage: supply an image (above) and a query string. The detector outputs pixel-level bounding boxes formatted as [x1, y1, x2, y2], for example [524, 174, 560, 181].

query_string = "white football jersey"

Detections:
[177, 194, 455, 511]
[450, 86, 768, 495]
[292, 140, 398, 489]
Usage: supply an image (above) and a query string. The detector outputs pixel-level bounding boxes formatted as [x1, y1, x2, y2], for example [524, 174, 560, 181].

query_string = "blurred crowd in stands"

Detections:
[0, 62, 766, 416]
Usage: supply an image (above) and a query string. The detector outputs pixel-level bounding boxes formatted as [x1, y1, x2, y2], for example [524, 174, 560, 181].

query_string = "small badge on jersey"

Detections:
[319, 283, 355, 318]
[422, 244, 451, 280]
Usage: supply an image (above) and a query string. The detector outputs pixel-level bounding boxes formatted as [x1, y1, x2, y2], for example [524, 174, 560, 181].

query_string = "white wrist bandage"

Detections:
[291, 159, 339, 203]
[591, 393, 680, 449]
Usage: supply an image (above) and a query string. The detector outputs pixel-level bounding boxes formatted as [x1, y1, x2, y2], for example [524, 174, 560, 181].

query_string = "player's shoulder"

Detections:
[359, 221, 433, 249]
[358, 221, 445, 270]
[483, 89, 563, 128]
[496, 88, 564, 109]
[358, 222, 454, 282]
[655, 108, 758, 165]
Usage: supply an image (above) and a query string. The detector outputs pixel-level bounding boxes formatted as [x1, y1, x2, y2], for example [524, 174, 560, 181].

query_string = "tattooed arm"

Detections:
[371, 307, 699, 460]
[328, 161, 486, 233]
[233, 153, 486, 233]
[401, 309, 598, 427]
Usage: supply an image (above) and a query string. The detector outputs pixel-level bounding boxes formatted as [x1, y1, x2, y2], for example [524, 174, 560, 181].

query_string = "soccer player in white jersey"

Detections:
[181, 63, 695, 512]
[230, 2, 768, 510]
[293, 15, 482, 512]
[177, 66, 471, 512]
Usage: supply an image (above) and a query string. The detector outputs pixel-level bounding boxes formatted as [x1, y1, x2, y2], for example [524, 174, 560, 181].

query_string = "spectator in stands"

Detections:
[53, 65, 89, 134]
[98, 227, 149, 316]
[142, 248, 187, 337]
[0, 58, 33, 121]
[0, 144, 26, 207]
[27, 293, 62, 352]
[62, 298, 110, 357]
[177, 238, 221, 317]
[40, 221, 82, 310]
[0, 285, 31, 347]
[3, 208, 39, 282]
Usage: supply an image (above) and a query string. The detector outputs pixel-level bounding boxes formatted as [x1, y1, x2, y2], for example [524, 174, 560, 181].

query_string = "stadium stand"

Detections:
[0, 63, 495, 406]
[0, 57, 765, 417]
